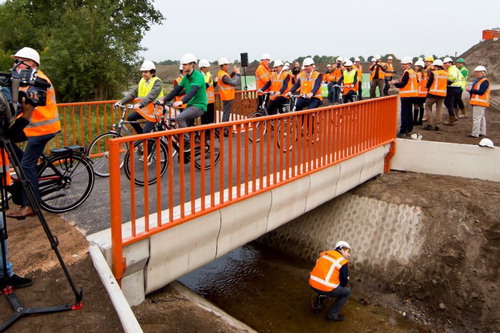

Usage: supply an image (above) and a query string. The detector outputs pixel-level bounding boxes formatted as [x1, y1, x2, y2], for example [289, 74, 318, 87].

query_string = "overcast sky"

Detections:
[139, 0, 500, 63]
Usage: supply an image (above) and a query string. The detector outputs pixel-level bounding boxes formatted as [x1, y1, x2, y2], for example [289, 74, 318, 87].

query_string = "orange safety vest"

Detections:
[323, 71, 331, 83]
[0, 148, 11, 185]
[417, 71, 428, 97]
[22, 70, 61, 137]
[398, 68, 418, 98]
[309, 250, 348, 292]
[217, 70, 235, 101]
[342, 69, 359, 94]
[172, 76, 187, 109]
[269, 71, 293, 100]
[331, 67, 343, 82]
[371, 63, 385, 80]
[298, 70, 323, 99]
[385, 62, 394, 78]
[353, 64, 363, 85]
[255, 62, 271, 94]
[469, 77, 490, 107]
[203, 71, 215, 104]
[428, 69, 448, 97]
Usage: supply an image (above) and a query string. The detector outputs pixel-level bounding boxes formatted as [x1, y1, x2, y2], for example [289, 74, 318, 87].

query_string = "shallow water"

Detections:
[179, 241, 422, 332]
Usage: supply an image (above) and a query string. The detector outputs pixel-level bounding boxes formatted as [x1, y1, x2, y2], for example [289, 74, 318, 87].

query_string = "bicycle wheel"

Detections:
[38, 154, 95, 213]
[247, 111, 267, 143]
[124, 139, 168, 186]
[277, 117, 299, 152]
[87, 132, 127, 177]
[194, 136, 221, 170]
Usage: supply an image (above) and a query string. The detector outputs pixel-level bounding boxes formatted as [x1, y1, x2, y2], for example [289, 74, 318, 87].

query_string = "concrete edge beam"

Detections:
[88, 243, 143, 333]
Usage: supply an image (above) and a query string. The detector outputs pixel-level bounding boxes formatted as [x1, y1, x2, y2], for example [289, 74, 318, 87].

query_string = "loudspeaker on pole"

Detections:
[240, 52, 248, 67]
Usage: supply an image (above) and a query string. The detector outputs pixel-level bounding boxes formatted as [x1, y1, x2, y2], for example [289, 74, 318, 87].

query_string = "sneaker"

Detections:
[0, 274, 33, 289]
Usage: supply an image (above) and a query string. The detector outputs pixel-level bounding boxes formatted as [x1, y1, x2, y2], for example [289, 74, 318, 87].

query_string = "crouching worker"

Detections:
[309, 241, 352, 321]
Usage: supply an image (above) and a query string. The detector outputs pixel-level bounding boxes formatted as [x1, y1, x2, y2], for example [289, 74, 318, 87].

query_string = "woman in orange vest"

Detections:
[413, 60, 427, 126]
[6, 47, 61, 220]
[310, 241, 352, 321]
[466, 66, 490, 138]
[423, 59, 448, 131]
[389, 57, 418, 137]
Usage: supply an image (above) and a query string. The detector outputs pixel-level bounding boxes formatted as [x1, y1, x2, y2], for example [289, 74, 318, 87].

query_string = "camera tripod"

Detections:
[0, 137, 83, 332]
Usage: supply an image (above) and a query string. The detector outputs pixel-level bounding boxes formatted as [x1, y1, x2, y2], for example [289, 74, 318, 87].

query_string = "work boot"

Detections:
[6, 205, 35, 220]
[0, 274, 33, 289]
[443, 115, 457, 126]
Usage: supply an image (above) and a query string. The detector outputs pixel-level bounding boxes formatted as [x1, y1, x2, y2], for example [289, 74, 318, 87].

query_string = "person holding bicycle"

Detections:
[336, 60, 359, 103]
[160, 53, 207, 151]
[114, 60, 164, 135]
[6, 47, 61, 220]
[258, 59, 293, 115]
[286, 57, 323, 111]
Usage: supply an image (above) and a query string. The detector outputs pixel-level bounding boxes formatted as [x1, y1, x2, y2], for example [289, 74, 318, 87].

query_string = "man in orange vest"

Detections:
[1, 90, 36, 288]
[369, 55, 386, 98]
[287, 57, 323, 111]
[199, 59, 215, 126]
[466, 66, 490, 138]
[255, 53, 272, 112]
[115, 60, 164, 134]
[310, 241, 352, 321]
[330, 57, 344, 103]
[259, 60, 293, 114]
[383, 55, 396, 96]
[6, 47, 61, 220]
[390, 57, 418, 137]
[423, 59, 449, 131]
[215, 57, 240, 136]
[336, 60, 358, 103]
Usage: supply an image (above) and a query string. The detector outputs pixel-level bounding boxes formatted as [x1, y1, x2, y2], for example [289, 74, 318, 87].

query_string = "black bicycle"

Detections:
[123, 102, 221, 186]
[8, 145, 95, 213]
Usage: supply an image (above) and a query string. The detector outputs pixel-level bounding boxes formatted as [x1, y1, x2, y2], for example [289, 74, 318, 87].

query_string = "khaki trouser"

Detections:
[424, 96, 445, 128]
[471, 105, 486, 137]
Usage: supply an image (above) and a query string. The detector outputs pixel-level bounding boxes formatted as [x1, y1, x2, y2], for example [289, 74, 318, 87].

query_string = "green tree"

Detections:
[0, 0, 164, 102]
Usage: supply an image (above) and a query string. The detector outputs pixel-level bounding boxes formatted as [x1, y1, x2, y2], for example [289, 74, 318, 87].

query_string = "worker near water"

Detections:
[383, 55, 396, 96]
[390, 57, 418, 137]
[255, 53, 272, 111]
[215, 57, 240, 136]
[466, 65, 490, 138]
[455, 58, 468, 118]
[198, 59, 215, 126]
[6, 47, 61, 219]
[353, 57, 363, 100]
[115, 60, 164, 135]
[259, 60, 293, 115]
[442, 57, 464, 126]
[336, 60, 358, 103]
[161, 53, 207, 151]
[369, 55, 386, 98]
[310, 241, 352, 322]
[287, 57, 322, 111]
[423, 59, 448, 131]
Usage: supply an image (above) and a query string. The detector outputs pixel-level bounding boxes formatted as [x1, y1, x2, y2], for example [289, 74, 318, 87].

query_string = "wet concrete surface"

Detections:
[178, 241, 423, 333]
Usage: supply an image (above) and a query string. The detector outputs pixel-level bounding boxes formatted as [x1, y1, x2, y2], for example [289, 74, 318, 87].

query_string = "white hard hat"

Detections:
[140, 60, 156, 71]
[198, 59, 210, 68]
[479, 138, 494, 148]
[443, 57, 453, 64]
[336, 56, 343, 62]
[355, 57, 361, 62]
[303, 57, 314, 66]
[273, 59, 284, 67]
[218, 57, 230, 65]
[335, 241, 351, 250]
[375, 55, 381, 60]
[11, 47, 40, 65]
[261, 53, 271, 60]
[432, 59, 443, 67]
[474, 65, 487, 72]
[283, 64, 290, 71]
[181, 53, 197, 65]
[401, 57, 412, 64]
[414, 60, 425, 67]
[326, 63, 332, 67]
[344, 59, 353, 66]
[388, 55, 393, 60]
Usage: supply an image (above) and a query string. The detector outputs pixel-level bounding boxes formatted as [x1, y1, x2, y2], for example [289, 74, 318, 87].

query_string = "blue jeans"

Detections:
[0, 212, 13, 278]
[327, 82, 335, 103]
[13, 133, 57, 206]
[313, 285, 351, 317]
[295, 97, 322, 111]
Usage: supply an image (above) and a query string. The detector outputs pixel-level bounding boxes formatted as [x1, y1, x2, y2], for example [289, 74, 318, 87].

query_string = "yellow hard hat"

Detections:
[425, 56, 434, 62]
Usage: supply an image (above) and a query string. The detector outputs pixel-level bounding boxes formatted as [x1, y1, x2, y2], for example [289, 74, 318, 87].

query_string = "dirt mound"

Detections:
[352, 172, 500, 332]
[460, 39, 500, 84]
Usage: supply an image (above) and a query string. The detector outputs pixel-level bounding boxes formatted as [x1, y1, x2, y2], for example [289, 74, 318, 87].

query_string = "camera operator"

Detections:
[1, 92, 36, 289]
[5, 47, 61, 220]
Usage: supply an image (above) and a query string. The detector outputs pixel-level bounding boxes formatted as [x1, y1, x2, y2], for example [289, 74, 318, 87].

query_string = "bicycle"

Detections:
[247, 92, 271, 143]
[333, 84, 359, 104]
[123, 102, 221, 186]
[86, 104, 155, 177]
[8, 145, 95, 213]
[276, 94, 314, 152]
